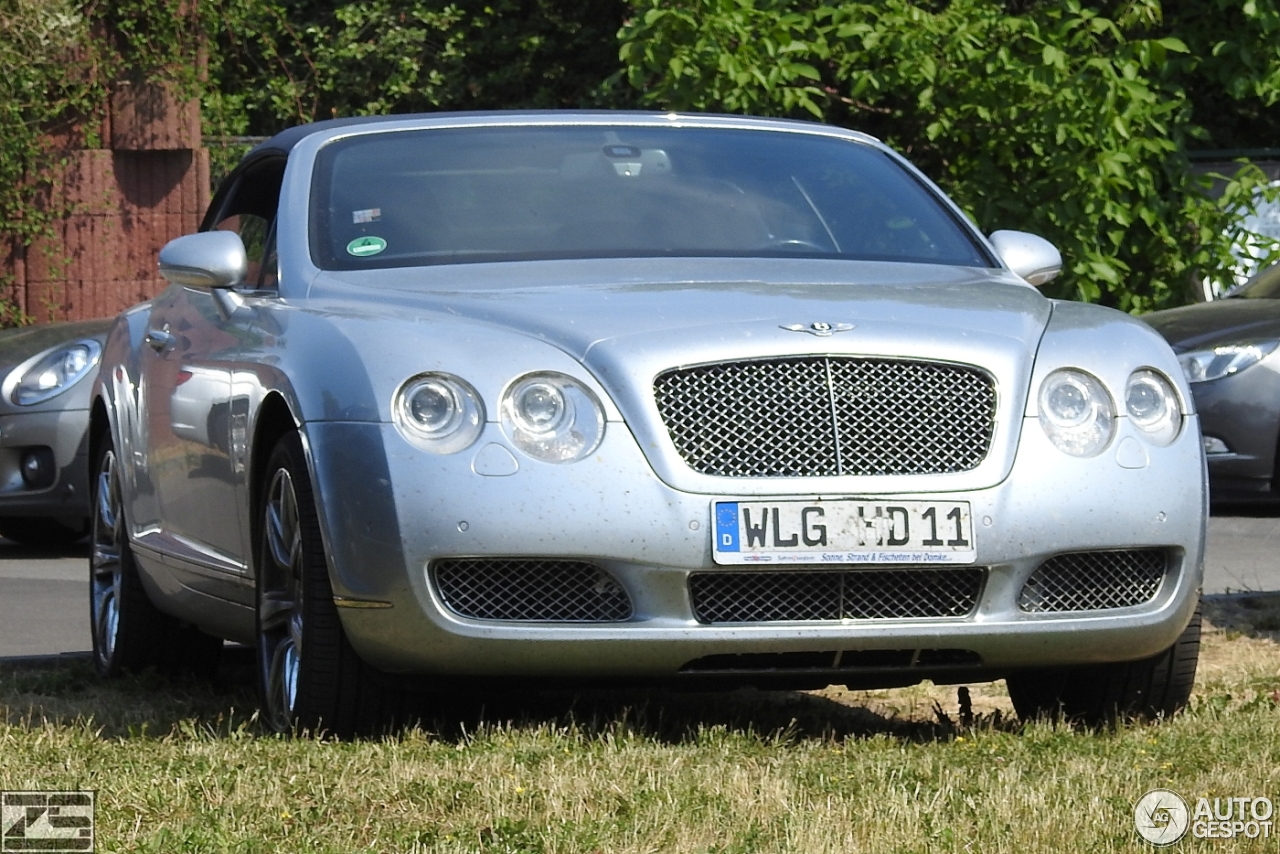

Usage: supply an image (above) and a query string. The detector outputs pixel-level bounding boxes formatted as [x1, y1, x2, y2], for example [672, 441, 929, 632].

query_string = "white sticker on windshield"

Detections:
[352, 208, 381, 224]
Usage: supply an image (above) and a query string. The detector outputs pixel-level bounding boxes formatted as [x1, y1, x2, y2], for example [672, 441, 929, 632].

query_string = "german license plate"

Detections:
[712, 499, 975, 566]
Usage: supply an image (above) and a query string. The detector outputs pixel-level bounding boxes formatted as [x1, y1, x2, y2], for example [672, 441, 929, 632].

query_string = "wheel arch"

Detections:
[88, 394, 113, 478]
[248, 392, 302, 561]
[1269, 422, 1280, 495]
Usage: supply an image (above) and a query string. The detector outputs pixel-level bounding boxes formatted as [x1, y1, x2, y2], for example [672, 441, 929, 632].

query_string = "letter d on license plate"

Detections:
[712, 499, 976, 565]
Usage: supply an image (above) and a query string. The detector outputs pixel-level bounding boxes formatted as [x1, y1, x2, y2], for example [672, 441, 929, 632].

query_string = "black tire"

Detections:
[255, 431, 395, 736]
[90, 432, 222, 678]
[0, 516, 88, 548]
[1007, 603, 1201, 726]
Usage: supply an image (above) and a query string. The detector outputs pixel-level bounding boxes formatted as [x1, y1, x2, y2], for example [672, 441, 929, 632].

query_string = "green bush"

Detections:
[200, 0, 635, 137]
[7, 0, 1279, 316]
[0, 0, 203, 324]
[619, 0, 1280, 311]
[0, 0, 99, 254]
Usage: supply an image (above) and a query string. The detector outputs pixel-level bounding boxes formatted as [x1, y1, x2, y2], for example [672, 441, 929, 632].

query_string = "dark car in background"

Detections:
[1145, 263, 1280, 503]
[0, 319, 109, 545]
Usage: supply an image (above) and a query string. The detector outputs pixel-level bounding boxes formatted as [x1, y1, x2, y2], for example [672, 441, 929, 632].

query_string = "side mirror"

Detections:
[158, 231, 248, 289]
[988, 230, 1062, 287]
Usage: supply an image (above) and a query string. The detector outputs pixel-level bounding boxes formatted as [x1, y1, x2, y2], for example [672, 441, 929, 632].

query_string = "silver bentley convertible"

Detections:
[90, 112, 1205, 734]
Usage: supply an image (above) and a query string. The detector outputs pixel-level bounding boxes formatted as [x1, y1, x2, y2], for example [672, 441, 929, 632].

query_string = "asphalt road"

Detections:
[0, 539, 90, 659]
[1, 514, 1277, 660]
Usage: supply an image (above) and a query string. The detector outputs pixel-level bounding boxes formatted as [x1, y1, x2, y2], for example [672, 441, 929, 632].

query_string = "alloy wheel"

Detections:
[259, 467, 304, 731]
[90, 448, 123, 670]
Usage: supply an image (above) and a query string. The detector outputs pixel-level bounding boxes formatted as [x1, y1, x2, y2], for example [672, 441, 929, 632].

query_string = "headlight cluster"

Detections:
[1037, 370, 1115, 457]
[501, 373, 605, 463]
[1038, 367, 1182, 457]
[1124, 370, 1182, 446]
[394, 374, 484, 454]
[6, 340, 102, 406]
[1177, 341, 1278, 383]
[393, 370, 605, 463]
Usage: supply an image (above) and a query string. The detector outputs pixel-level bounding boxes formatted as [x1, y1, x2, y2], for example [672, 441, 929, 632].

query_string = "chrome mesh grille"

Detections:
[1018, 549, 1169, 612]
[432, 559, 632, 622]
[689, 568, 986, 624]
[653, 357, 996, 477]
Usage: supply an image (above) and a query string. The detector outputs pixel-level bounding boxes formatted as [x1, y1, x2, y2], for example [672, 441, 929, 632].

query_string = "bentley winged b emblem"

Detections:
[780, 321, 855, 337]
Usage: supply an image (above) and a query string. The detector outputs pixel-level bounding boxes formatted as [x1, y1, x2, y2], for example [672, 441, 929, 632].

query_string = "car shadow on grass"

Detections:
[0, 647, 1018, 745]
[1204, 591, 1280, 641]
[422, 680, 1015, 747]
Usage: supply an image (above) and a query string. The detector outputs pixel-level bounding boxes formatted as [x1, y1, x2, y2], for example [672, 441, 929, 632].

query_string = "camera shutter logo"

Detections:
[1135, 789, 1190, 845]
[2, 791, 94, 853]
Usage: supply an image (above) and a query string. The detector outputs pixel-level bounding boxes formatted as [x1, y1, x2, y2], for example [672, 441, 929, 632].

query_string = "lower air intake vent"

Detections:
[1018, 549, 1169, 612]
[432, 559, 632, 622]
[689, 568, 986, 624]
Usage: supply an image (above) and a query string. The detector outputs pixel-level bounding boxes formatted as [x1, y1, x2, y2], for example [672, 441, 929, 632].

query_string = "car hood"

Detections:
[295, 259, 1056, 495]
[1143, 297, 1280, 351]
[307, 258, 1051, 363]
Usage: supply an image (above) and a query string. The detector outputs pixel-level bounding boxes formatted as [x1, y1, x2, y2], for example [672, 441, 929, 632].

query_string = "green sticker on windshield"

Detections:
[347, 236, 387, 257]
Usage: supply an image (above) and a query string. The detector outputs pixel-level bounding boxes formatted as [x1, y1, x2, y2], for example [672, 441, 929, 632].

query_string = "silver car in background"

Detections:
[90, 112, 1205, 734]
[0, 319, 108, 545]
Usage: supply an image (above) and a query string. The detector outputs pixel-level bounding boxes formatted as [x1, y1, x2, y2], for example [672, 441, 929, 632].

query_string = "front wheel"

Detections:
[1006, 603, 1201, 726]
[255, 431, 395, 736]
[90, 432, 221, 677]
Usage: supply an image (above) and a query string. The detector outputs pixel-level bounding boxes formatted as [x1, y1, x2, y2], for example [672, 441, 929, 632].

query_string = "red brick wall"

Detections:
[15, 81, 209, 323]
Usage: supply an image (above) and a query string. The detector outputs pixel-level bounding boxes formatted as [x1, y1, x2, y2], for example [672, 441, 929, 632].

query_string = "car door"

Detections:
[138, 156, 284, 602]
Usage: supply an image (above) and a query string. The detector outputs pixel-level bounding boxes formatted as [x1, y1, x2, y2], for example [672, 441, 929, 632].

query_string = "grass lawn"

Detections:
[2, 596, 1278, 853]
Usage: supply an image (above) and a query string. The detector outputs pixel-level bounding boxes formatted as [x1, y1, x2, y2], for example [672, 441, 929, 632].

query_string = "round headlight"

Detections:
[501, 372, 604, 463]
[394, 373, 483, 454]
[510, 380, 567, 434]
[7, 340, 102, 406]
[407, 379, 462, 434]
[1037, 369, 1115, 457]
[1125, 369, 1182, 446]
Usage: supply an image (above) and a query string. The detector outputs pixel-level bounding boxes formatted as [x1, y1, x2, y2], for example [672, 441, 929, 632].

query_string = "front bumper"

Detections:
[0, 407, 91, 521]
[305, 414, 1206, 683]
[1190, 365, 1280, 500]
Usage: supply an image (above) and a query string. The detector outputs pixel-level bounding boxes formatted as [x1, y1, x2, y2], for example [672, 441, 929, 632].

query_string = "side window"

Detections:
[205, 155, 286, 288]
[259, 220, 279, 289]
[215, 213, 270, 286]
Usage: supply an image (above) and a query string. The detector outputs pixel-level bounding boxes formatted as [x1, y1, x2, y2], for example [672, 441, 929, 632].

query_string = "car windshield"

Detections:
[1228, 262, 1280, 298]
[310, 125, 991, 270]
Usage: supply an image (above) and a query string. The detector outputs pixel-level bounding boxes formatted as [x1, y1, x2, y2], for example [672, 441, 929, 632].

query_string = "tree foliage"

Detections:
[0, 0, 98, 250]
[619, 0, 1280, 311]
[0, 0, 204, 324]
[6, 0, 1280, 316]
[0, 0, 633, 320]
[200, 0, 635, 138]
[1163, 0, 1280, 150]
